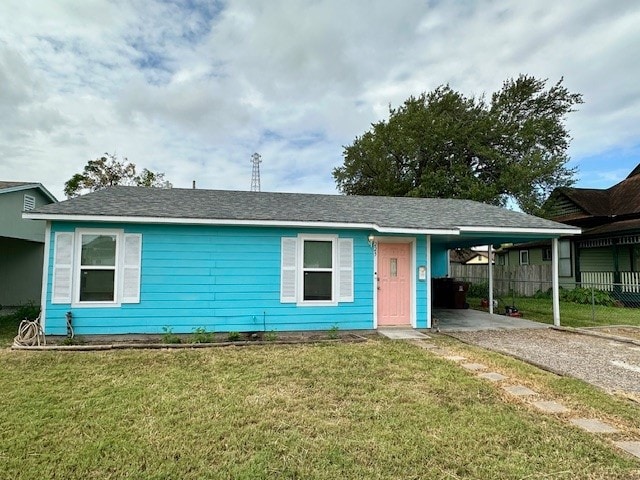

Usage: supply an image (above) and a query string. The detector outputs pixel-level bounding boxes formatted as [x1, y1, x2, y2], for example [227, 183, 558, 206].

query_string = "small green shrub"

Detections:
[264, 330, 278, 341]
[533, 288, 552, 299]
[161, 327, 181, 344]
[192, 327, 214, 343]
[227, 331, 241, 342]
[327, 325, 340, 339]
[467, 282, 489, 298]
[560, 287, 614, 306]
[4, 302, 41, 322]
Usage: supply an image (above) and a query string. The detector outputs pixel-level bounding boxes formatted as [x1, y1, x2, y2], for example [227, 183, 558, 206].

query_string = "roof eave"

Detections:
[458, 226, 581, 236]
[0, 183, 58, 203]
[21, 212, 460, 235]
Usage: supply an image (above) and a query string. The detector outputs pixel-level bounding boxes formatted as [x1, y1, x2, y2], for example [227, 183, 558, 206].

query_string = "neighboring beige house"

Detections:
[450, 248, 492, 265]
[0, 182, 57, 307]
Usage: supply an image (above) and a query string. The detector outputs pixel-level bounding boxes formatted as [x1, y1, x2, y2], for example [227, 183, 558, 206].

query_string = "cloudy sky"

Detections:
[1, 0, 638, 200]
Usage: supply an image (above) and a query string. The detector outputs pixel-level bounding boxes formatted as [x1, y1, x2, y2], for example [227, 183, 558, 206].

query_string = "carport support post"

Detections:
[488, 245, 494, 315]
[426, 235, 432, 328]
[552, 237, 561, 326]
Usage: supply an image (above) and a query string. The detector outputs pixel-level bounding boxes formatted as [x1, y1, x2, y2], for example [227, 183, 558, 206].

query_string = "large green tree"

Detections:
[333, 75, 583, 215]
[64, 153, 172, 198]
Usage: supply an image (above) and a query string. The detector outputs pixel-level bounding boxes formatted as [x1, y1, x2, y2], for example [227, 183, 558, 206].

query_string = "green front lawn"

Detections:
[468, 296, 640, 328]
[1, 340, 638, 479]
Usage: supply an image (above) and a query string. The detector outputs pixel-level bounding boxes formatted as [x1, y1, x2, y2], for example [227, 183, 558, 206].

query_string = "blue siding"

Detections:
[44, 223, 436, 334]
[431, 245, 449, 277]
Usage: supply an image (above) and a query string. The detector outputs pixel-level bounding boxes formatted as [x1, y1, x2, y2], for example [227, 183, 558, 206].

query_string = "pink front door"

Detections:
[377, 242, 411, 326]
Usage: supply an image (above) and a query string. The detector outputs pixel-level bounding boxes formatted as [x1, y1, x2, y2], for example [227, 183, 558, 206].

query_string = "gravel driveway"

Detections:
[447, 328, 640, 395]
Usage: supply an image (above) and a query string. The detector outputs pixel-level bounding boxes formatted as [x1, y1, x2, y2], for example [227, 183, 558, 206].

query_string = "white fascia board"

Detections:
[375, 226, 459, 235]
[22, 213, 460, 235]
[458, 225, 581, 235]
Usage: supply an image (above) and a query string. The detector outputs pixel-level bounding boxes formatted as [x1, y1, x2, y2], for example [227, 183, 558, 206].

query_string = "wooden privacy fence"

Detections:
[449, 264, 553, 297]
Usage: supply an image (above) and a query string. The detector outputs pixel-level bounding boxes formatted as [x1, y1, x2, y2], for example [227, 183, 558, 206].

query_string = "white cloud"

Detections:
[0, 0, 638, 200]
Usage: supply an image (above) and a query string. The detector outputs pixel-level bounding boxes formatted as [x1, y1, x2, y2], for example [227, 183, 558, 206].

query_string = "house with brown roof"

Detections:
[496, 164, 640, 297]
[0, 182, 57, 307]
[450, 248, 492, 265]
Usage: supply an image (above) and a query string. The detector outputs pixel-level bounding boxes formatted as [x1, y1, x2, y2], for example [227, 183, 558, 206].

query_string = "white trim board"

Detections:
[24, 213, 580, 237]
[458, 226, 581, 235]
[23, 213, 460, 235]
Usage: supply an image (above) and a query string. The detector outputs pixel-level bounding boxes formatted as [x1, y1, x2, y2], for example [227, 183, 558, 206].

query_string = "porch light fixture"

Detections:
[368, 234, 375, 246]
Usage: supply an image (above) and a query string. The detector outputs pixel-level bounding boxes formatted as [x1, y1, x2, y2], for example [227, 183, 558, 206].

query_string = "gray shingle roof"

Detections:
[28, 186, 576, 232]
[0, 181, 58, 202]
[0, 181, 38, 190]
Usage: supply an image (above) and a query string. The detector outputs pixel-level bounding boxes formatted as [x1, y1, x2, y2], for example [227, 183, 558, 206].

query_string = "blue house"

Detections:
[24, 187, 578, 336]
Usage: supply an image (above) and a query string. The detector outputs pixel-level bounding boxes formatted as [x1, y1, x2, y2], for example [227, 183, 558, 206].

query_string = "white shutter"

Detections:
[337, 238, 354, 302]
[122, 234, 142, 303]
[280, 237, 297, 303]
[52, 232, 74, 304]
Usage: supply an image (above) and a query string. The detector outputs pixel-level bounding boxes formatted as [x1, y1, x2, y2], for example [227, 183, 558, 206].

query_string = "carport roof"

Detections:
[25, 186, 579, 240]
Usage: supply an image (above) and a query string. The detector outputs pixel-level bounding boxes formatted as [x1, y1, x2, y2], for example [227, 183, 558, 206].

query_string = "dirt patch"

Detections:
[14, 330, 372, 350]
[582, 326, 640, 342]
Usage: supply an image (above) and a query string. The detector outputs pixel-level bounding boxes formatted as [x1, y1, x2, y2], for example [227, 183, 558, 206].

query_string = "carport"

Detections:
[433, 308, 547, 331]
[427, 226, 580, 329]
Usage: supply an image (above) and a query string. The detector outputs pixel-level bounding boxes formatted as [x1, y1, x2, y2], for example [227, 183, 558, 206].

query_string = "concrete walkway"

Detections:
[378, 328, 430, 340]
[434, 308, 547, 331]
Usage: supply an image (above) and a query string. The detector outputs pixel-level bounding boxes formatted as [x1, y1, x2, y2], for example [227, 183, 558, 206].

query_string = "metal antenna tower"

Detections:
[250, 152, 262, 192]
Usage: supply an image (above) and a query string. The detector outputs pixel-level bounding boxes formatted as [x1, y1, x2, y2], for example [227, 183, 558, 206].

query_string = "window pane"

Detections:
[303, 271, 332, 301]
[80, 269, 115, 301]
[82, 235, 116, 266]
[303, 241, 332, 268]
[559, 258, 572, 277]
[390, 258, 398, 277]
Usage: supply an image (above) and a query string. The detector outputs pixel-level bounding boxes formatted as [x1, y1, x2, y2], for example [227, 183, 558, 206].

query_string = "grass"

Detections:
[435, 335, 640, 431]
[0, 312, 19, 346]
[468, 296, 640, 328]
[1, 339, 639, 479]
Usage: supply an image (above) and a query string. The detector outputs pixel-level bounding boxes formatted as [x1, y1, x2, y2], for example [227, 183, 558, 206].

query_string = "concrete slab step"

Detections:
[533, 400, 570, 414]
[614, 441, 640, 459]
[444, 355, 466, 361]
[461, 362, 487, 371]
[478, 372, 507, 382]
[504, 385, 538, 397]
[570, 418, 619, 434]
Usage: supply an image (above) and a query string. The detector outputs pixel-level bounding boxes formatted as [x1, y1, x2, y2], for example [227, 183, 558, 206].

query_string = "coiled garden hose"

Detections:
[13, 314, 46, 347]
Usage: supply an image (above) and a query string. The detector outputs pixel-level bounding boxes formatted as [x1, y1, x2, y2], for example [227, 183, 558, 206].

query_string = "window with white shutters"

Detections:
[280, 235, 354, 305]
[51, 229, 142, 306]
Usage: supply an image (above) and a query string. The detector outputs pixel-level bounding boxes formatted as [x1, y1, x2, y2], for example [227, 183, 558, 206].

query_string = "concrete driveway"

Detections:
[434, 308, 547, 332]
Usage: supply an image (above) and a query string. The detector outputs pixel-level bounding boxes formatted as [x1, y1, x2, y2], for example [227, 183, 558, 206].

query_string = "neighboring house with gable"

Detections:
[24, 186, 578, 336]
[449, 248, 492, 265]
[0, 181, 57, 307]
[495, 164, 640, 296]
[549, 164, 640, 294]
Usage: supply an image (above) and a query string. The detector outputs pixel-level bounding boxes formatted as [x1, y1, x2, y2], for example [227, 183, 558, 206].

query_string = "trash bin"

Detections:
[452, 281, 469, 309]
[432, 278, 469, 309]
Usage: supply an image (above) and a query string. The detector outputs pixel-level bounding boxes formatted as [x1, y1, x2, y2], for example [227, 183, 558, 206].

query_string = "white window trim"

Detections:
[519, 250, 530, 265]
[72, 228, 124, 308]
[297, 234, 338, 307]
